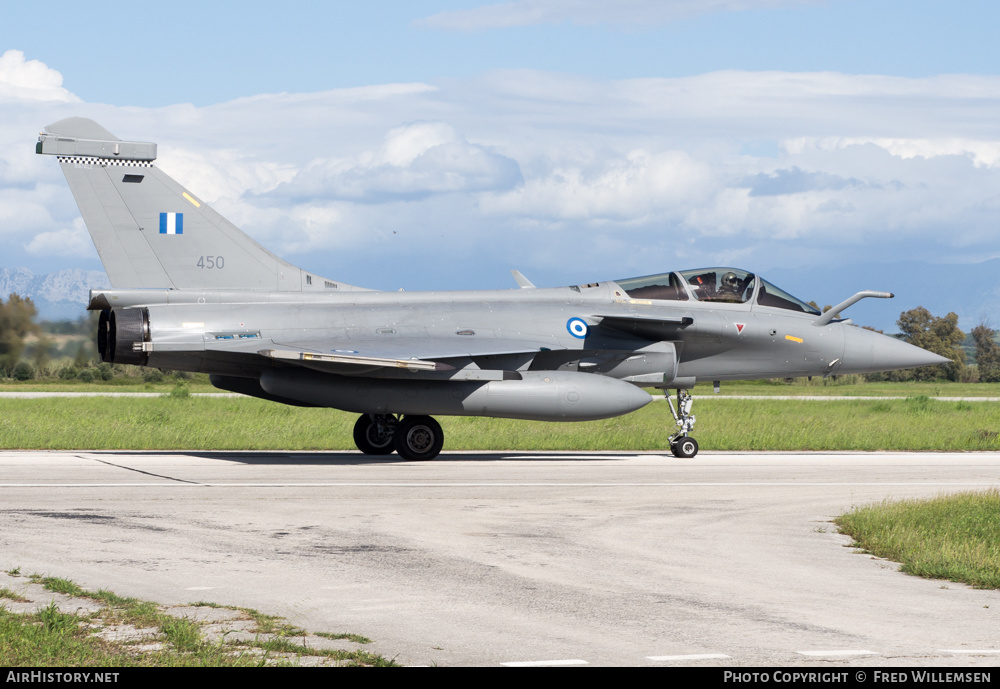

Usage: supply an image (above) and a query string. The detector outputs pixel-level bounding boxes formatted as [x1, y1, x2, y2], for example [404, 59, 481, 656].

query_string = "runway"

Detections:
[1, 450, 998, 666]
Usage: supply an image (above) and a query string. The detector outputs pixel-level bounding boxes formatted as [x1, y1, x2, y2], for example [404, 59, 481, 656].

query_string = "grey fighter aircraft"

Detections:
[36, 118, 948, 460]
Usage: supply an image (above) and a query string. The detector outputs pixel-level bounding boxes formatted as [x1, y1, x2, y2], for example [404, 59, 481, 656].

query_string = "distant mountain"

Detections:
[0, 268, 110, 322]
[767, 260, 1000, 334]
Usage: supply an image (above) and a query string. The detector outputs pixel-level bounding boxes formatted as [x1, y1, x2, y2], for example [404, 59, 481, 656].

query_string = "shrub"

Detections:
[12, 362, 34, 381]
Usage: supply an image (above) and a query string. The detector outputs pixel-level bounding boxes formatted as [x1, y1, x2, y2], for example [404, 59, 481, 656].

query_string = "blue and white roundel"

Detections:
[566, 317, 589, 339]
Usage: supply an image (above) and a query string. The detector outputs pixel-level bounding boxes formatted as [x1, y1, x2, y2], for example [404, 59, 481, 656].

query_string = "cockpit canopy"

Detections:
[679, 268, 755, 304]
[614, 268, 821, 315]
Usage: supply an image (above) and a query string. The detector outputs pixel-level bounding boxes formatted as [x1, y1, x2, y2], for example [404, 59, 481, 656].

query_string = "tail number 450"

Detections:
[197, 256, 225, 269]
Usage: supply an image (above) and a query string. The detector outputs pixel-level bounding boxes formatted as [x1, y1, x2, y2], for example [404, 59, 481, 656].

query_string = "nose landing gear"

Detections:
[666, 388, 699, 458]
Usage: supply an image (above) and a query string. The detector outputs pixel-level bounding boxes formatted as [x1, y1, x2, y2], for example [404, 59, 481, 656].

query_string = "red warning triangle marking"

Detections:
[735, 322, 746, 334]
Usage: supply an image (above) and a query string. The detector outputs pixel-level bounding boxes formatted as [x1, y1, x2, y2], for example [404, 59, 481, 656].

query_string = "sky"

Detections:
[1, 0, 999, 313]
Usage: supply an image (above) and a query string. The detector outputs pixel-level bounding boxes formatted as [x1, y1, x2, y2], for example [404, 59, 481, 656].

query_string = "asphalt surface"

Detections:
[1, 450, 998, 666]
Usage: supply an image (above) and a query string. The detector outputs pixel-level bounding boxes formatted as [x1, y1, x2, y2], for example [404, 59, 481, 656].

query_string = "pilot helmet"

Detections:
[721, 271, 740, 290]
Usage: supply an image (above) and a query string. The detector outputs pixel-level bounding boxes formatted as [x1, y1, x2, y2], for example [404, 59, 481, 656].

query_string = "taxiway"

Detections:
[1, 450, 997, 666]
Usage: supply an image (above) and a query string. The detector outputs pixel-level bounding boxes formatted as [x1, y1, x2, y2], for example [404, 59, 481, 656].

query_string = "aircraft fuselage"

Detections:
[94, 279, 924, 396]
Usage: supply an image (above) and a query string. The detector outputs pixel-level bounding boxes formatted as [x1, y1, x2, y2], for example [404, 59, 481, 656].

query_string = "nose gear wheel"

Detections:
[666, 388, 699, 458]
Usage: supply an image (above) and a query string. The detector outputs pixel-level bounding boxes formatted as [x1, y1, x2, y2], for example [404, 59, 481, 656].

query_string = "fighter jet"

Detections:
[36, 118, 948, 460]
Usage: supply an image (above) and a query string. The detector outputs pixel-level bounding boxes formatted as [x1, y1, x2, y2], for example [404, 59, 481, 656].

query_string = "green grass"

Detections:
[31, 576, 86, 597]
[0, 575, 398, 667]
[315, 631, 373, 644]
[705, 379, 1000, 397]
[2, 392, 999, 451]
[229, 607, 304, 637]
[0, 605, 268, 667]
[230, 637, 395, 666]
[836, 490, 1000, 589]
[160, 617, 203, 653]
[0, 375, 217, 394]
[0, 605, 130, 667]
[0, 588, 29, 603]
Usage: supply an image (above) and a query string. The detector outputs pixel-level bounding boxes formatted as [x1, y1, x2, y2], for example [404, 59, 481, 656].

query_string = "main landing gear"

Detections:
[353, 413, 444, 461]
[666, 389, 699, 458]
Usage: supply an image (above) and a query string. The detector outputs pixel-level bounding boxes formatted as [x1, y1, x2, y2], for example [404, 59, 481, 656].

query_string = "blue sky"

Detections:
[5, 1, 1000, 106]
[1, 0, 1000, 321]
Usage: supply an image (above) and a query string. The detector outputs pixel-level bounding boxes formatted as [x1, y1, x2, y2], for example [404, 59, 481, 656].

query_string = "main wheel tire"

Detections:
[671, 436, 699, 458]
[353, 414, 396, 455]
[393, 415, 444, 461]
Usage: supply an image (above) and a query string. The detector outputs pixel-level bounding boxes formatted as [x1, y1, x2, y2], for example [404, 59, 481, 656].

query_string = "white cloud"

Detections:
[24, 218, 96, 259]
[5, 65, 1000, 294]
[483, 148, 712, 222]
[0, 183, 66, 236]
[784, 137, 1000, 168]
[0, 50, 78, 103]
[157, 148, 297, 203]
[270, 121, 523, 202]
[381, 122, 458, 166]
[419, 0, 818, 30]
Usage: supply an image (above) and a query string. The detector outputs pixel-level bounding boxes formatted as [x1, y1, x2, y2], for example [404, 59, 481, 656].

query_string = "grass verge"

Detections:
[835, 490, 1000, 589]
[2, 393, 1000, 451]
[0, 573, 397, 667]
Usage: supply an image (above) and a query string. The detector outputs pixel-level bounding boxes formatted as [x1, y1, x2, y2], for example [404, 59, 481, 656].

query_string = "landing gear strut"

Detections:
[666, 389, 699, 458]
[352, 413, 445, 461]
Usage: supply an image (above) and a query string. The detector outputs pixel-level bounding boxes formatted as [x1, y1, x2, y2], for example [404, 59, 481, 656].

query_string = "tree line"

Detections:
[878, 307, 998, 383]
[0, 292, 998, 382]
[0, 294, 166, 382]
[0, 294, 42, 379]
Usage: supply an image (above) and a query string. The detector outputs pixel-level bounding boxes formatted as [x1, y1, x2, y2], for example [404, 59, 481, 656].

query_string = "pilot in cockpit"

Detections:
[714, 271, 754, 303]
[718, 271, 741, 297]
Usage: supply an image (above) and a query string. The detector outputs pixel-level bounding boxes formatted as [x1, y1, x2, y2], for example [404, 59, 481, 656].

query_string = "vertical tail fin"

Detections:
[37, 117, 354, 292]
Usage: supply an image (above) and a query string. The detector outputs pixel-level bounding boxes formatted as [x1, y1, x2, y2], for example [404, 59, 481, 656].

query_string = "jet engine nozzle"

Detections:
[98, 308, 149, 366]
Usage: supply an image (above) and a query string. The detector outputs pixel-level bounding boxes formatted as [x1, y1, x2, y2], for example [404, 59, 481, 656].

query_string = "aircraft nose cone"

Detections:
[869, 334, 951, 372]
[841, 327, 951, 374]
